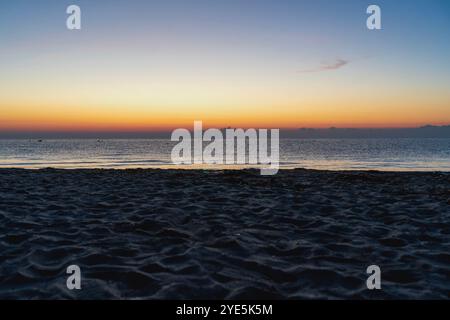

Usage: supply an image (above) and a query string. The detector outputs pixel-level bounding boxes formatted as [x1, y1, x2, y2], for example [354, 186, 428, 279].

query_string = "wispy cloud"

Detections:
[298, 59, 350, 73]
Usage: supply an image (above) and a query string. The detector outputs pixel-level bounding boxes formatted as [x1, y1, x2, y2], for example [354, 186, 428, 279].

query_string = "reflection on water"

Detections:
[0, 138, 449, 171]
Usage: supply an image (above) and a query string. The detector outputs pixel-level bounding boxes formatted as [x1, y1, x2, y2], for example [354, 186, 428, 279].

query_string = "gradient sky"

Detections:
[1, 0, 450, 132]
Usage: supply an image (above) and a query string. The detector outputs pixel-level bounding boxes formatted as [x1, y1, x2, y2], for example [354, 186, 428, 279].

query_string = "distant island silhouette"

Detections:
[1, 125, 450, 139]
[281, 125, 450, 139]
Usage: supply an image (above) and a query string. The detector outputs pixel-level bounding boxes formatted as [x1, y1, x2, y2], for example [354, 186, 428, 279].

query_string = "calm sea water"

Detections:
[0, 138, 450, 171]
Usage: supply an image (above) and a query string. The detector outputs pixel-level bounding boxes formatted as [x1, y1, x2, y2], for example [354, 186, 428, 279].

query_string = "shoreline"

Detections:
[2, 167, 450, 173]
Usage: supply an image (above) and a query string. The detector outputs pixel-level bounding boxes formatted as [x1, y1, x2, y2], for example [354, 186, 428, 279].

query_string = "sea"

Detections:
[0, 138, 450, 171]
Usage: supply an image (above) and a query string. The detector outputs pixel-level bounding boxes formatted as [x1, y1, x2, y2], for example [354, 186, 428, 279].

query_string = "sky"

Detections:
[0, 0, 450, 132]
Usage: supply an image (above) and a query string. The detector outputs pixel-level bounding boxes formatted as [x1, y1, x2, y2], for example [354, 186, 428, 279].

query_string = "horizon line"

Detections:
[1, 124, 449, 133]
[1, 124, 450, 139]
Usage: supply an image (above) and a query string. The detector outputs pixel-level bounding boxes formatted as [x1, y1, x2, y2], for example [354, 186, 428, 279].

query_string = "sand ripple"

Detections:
[0, 169, 449, 299]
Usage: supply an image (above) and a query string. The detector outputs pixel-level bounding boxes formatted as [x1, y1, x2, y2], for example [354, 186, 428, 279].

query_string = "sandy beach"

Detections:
[0, 168, 449, 299]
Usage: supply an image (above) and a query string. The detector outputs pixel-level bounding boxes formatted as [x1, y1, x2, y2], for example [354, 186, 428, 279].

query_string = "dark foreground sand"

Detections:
[0, 168, 449, 299]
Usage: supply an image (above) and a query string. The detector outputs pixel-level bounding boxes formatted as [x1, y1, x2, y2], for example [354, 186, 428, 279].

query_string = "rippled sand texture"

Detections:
[0, 169, 449, 299]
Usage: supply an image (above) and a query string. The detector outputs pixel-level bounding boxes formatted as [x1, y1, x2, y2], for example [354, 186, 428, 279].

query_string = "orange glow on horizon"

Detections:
[2, 84, 450, 131]
[2, 105, 449, 132]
